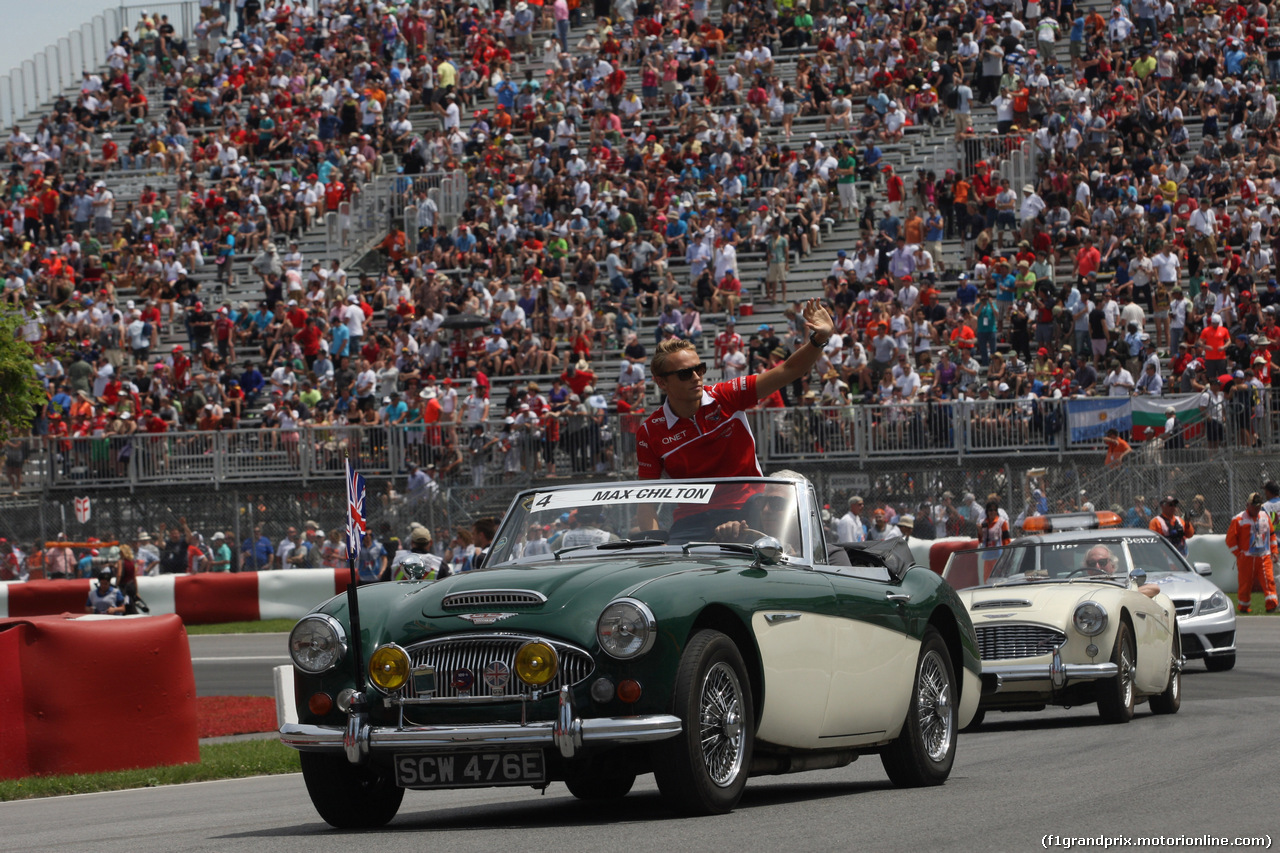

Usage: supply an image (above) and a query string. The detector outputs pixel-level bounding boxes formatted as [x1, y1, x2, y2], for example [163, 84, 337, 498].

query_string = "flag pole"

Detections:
[345, 452, 366, 694]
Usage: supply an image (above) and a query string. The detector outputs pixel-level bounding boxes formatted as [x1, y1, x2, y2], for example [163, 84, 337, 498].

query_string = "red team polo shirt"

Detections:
[636, 375, 763, 480]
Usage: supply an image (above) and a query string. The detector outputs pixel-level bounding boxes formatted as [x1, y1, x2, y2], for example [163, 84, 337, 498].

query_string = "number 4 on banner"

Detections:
[74, 497, 91, 524]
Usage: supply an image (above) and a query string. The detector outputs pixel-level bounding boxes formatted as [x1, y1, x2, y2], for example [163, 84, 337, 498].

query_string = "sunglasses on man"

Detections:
[659, 362, 708, 381]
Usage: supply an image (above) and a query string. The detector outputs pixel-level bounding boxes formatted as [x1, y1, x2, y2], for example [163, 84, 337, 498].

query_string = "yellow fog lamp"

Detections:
[368, 644, 411, 692]
[514, 641, 559, 686]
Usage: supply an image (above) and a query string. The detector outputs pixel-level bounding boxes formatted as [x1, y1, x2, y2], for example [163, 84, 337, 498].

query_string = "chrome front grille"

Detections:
[441, 590, 547, 610]
[1171, 599, 1196, 618]
[976, 625, 1067, 661]
[397, 633, 594, 699]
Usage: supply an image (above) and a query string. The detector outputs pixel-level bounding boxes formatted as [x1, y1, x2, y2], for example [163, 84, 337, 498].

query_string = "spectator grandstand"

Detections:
[3, 0, 1280, 567]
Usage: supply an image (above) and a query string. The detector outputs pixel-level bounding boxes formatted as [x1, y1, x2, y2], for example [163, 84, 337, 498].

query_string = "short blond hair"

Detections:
[651, 338, 697, 377]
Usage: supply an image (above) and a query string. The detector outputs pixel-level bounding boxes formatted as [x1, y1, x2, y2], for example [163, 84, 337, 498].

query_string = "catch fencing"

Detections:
[2, 453, 1256, 572]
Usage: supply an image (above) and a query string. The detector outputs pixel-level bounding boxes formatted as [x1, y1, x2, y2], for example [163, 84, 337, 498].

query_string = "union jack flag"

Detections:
[345, 458, 367, 560]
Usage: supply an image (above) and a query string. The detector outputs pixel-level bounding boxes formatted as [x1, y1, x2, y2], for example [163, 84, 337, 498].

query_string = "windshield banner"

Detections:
[528, 484, 717, 513]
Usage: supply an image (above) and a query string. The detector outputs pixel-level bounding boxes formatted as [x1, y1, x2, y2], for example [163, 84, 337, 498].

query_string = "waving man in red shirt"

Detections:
[636, 298, 834, 480]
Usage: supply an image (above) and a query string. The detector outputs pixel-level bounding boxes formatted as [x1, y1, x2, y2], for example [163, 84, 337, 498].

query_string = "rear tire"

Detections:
[1149, 630, 1181, 716]
[880, 627, 958, 787]
[1097, 621, 1136, 724]
[652, 630, 754, 815]
[1205, 652, 1236, 672]
[300, 752, 405, 829]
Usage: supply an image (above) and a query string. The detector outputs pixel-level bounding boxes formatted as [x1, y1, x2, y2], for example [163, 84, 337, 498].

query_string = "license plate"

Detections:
[394, 750, 545, 789]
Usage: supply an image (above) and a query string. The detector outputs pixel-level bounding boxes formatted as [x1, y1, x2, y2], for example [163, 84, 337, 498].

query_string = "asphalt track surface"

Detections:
[7, 620, 1279, 853]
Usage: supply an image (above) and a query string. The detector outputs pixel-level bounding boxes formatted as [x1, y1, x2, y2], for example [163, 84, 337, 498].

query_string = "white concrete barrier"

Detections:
[274, 665, 297, 727]
[258, 568, 343, 621]
[1186, 534, 1236, 594]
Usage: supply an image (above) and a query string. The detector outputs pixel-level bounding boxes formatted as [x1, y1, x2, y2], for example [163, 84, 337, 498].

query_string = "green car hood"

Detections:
[331, 554, 747, 651]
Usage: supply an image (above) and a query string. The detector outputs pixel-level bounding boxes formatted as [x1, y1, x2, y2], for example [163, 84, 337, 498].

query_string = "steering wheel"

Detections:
[1066, 568, 1107, 578]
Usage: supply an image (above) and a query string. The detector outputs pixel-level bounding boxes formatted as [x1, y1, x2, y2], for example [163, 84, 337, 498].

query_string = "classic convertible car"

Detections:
[942, 531, 1184, 726]
[281, 476, 982, 827]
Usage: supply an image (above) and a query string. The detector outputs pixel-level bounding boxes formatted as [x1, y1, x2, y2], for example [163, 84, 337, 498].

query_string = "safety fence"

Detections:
[0, 2, 198, 129]
[0, 453, 1259, 580]
[8, 393, 1275, 496]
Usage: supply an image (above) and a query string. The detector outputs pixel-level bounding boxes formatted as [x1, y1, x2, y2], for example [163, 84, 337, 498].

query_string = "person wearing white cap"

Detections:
[1198, 311, 1230, 376]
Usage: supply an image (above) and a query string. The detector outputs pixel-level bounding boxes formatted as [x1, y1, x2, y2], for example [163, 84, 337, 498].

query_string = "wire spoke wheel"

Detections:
[915, 650, 954, 763]
[653, 630, 754, 815]
[699, 662, 746, 788]
[881, 627, 958, 787]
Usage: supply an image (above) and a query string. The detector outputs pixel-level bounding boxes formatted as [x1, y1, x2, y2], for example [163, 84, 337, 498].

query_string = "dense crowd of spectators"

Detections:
[7, 0, 1280, 506]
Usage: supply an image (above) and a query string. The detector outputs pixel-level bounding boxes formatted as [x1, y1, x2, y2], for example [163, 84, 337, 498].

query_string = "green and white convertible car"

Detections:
[280, 476, 981, 827]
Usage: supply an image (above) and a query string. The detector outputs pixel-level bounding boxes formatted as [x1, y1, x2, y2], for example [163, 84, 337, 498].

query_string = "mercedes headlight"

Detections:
[1073, 601, 1108, 637]
[289, 614, 347, 674]
[597, 598, 657, 660]
[1200, 591, 1229, 615]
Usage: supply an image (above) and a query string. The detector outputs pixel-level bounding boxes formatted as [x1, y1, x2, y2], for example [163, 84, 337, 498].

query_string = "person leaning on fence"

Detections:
[1225, 492, 1279, 614]
[1103, 428, 1131, 469]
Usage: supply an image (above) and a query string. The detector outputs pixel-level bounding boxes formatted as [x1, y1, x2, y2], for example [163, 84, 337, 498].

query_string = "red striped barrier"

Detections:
[0, 626, 28, 777]
[0, 614, 198, 779]
[7, 579, 97, 617]
[929, 538, 979, 578]
[173, 572, 262, 624]
[0, 570, 352, 624]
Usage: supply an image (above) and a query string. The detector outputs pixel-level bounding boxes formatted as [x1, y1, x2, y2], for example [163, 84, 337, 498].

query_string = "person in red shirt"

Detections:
[1198, 313, 1230, 375]
[636, 298, 834, 481]
[561, 360, 595, 396]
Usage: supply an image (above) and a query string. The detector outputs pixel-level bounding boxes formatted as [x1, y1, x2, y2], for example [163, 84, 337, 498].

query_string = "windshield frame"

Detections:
[486, 477, 822, 568]
[943, 536, 1158, 590]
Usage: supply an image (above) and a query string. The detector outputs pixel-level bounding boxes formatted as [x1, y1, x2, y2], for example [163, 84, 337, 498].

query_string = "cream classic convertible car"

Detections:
[942, 531, 1182, 725]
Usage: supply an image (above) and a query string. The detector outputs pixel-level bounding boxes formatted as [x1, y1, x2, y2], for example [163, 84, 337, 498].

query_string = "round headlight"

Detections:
[289, 614, 347, 674]
[368, 644, 411, 692]
[1073, 601, 1108, 637]
[514, 641, 559, 686]
[597, 598, 658, 660]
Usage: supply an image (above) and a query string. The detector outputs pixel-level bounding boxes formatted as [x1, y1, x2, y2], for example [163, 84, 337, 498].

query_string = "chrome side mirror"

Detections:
[751, 536, 784, 567]
[1192, 561, 1212, 577]
[1129, 568, 1148, 587]
[399, 555, 432, 581]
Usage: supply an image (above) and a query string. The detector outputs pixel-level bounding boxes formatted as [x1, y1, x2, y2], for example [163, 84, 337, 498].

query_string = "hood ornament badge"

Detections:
[456, 613, 518, 625]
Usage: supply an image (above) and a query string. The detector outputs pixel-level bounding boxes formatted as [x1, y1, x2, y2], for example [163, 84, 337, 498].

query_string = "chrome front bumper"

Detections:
[985, 648, 1118, 692]
[280, 686, 683, 764]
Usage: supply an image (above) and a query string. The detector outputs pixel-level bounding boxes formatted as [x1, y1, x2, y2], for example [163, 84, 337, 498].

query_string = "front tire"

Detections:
[1149, 629, 1181, 716]
[652, 629, 754, 815]
[1097, 621, 1136, 724]
[300, 752, 405, 829]
[881, 626, 958, 787]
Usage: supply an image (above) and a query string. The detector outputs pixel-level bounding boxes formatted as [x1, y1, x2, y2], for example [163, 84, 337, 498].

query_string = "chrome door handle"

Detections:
[764, 613, 801, 625]
[886, 593, 911, 603]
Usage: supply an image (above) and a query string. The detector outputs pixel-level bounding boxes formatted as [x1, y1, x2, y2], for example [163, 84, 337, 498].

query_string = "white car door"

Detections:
[813, 564, 916, 746]
[1122, 538, 1176, 693]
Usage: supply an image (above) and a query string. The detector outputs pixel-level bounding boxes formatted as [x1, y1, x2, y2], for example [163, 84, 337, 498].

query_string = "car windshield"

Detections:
[942, 539, 1143, 590]
[487, 479, 806, 566]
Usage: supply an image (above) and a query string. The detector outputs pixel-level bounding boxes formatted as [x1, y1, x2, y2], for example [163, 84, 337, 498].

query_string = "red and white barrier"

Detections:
[0, 569, 350, 624]
[924, 537, 979, 577]
[0, 614, 198, 779]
